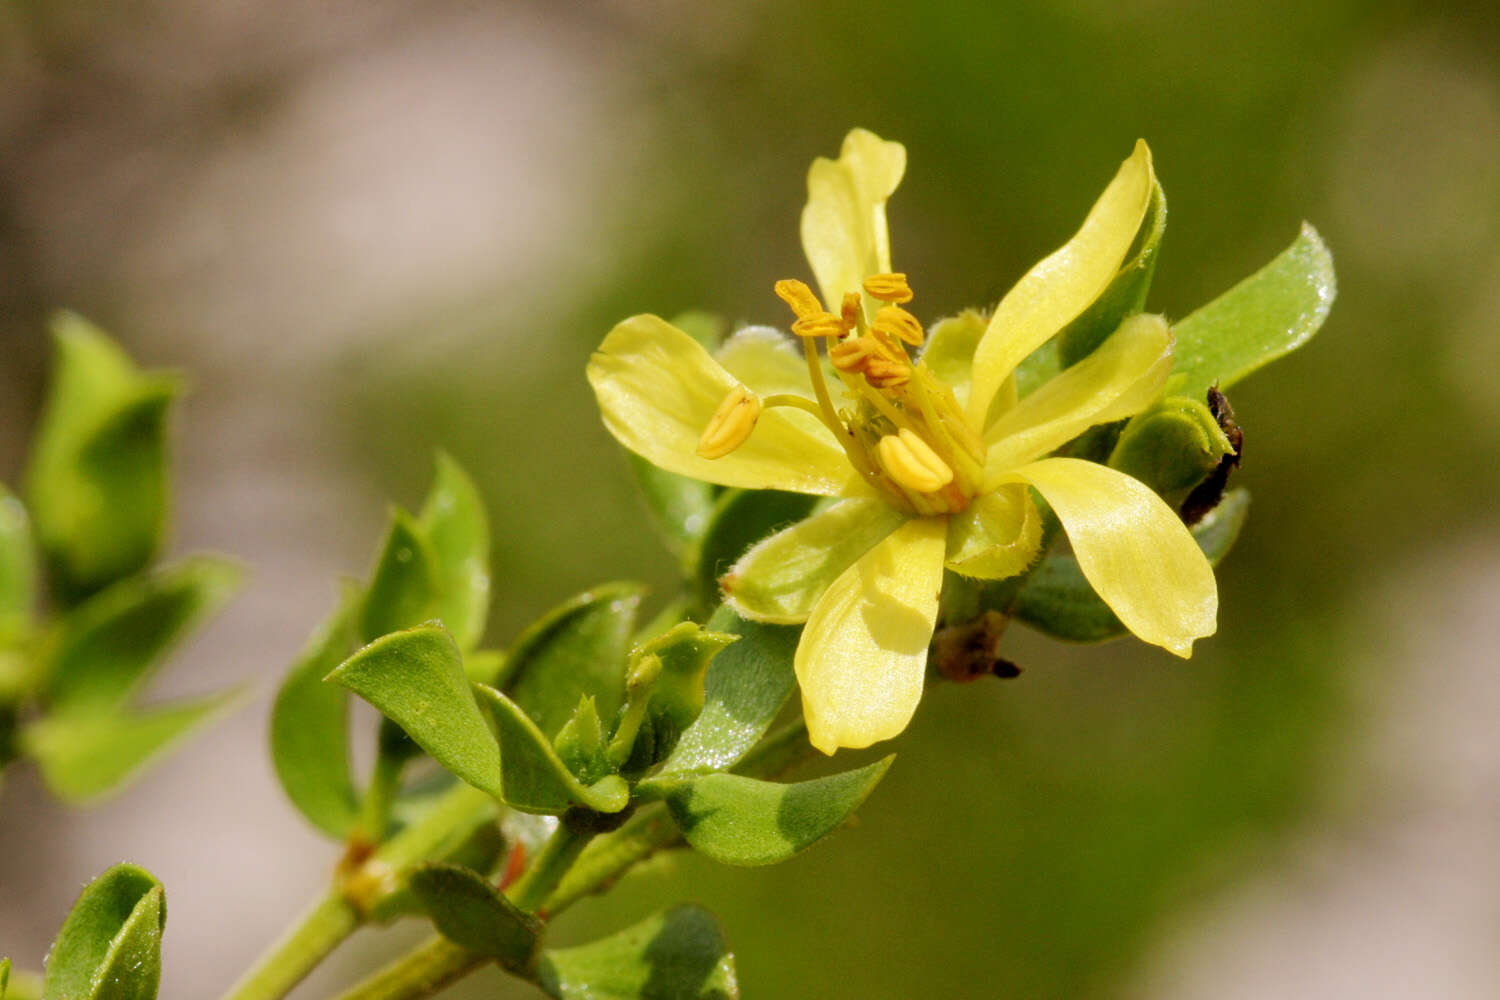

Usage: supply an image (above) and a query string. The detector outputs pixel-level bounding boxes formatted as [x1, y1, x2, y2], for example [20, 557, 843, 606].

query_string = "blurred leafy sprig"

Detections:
[0, 313, 242, 804]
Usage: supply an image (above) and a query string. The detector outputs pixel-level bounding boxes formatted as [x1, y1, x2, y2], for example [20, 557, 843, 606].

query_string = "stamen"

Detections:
[696, 384, 762, 459]
[828, 337, 872, 373]
[877, 429, 955, 493]
[774, 279, 823, 319]
[800, 337, 882, 484]
[791, 311, 846, 339]
[863, 273, 914, 304]
[840, 292, 865, 332]
[872, 305, 925, 347]
[864, 357, 911, 388]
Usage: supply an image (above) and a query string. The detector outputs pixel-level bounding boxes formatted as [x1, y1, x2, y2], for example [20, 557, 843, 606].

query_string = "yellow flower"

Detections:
[588, 129, 1217, 755]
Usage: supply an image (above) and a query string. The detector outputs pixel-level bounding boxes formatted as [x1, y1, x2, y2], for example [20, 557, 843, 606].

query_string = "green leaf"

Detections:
[418, 453, 490, 651]
[328, 625, 503, 799]
[0, 486, 36, 642]
[627, 455, 716, 558]
[359, 509, 441, 644]
[538, 905, 738, 1000]
[503, 583, 645, 741]
[1014, 488, 1250, 642]
[670, 310, 726, 350]
[270, 587, 360, 838]
[1171, 223, 1335, 394]
[554, 696, 611, 785]
[41, 863, 164, 1000]
[408, 863, 541, 972]
[658, 610, 798, 775]
[640, 756, 893, 866]
[617, 624, 737, 771]
[43, 557, 241, 716]
[474, 685, 629, 814]
[25, 691, 239, 803]
[462, 649, 507, 686]
[2, 957, 8, 998]
[1057, 178, 1167, 369]
[688, 490, 819, 616]
[1107, 395, 1235, 505]
[26, 314, 181, 602]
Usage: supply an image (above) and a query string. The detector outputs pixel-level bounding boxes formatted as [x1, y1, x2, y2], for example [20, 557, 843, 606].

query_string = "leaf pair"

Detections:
[25, 314, 178, 603]
[270, 454, 491, 841]
[334, 592, 891, 868]
[408, 865, 739, 1000]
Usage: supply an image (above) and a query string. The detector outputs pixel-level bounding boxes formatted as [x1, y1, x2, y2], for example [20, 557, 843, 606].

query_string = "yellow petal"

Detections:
[800, 129, 907, 312]
[795, 516, 946, 754]
[967, 141, 1156, 429]
[1007, 458, 1217, 657]
[723, 498, 907, 624]
[715, 326, 817, 398]
[944, 484, 1042, 580]
[983, 313, 1172, 478]
[588, 315, 869, 497]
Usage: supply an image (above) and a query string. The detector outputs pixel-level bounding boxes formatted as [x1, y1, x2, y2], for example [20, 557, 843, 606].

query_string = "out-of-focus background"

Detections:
[3, 1, 1499, 996]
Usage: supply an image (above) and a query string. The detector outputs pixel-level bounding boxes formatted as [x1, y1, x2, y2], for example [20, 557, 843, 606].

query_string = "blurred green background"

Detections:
[3, 0, 1499, 997]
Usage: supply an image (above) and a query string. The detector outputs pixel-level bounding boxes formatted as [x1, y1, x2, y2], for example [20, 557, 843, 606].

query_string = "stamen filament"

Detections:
[762, 393, 842, 435]
[802, 338, 880, 483]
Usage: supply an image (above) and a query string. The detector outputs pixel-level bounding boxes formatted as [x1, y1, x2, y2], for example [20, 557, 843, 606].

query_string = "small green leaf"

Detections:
[270, 587, 360, 838]
[41, 863, 164, 1000]
[43, 557, 241, 716]
[1171, 223, 1335, 394]
[328, 625, 502, 799]
[503, 583, 645, 741]
[26, 314, 181, 602]
[1057, 178, 1167, 369]
[1107, 395, 1235, 505]
[2, 957, 9, 998]
[474, 685, 629, 815]
[1014, 488, 1250, 642]
[689, 490, 819, 616]
[25, 691, 239, 803]
[0, 964, 38, 1000]
[658, 610, 798, 775]
[670, 310, 726, 350]
[359, 510, 441, 644]
[0, 486, 36, 642]
[463, 649, 507, 686]
[418, 453, 490, 651]
[627, 454, 716, 557]
[408, 863, 541, 972]
[554, 696, 611, 785]
[618, 624, 737, 771]
[538, 905, 738, 1000]
[640, 756, 893, 866]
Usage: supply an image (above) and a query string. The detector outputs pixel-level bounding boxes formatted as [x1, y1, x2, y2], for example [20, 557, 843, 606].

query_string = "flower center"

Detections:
[698, 275, 987, 516]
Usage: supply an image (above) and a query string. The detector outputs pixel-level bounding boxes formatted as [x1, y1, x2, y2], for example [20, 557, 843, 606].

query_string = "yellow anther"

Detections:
[829, 336, 872, 372]
[790, 311, 846, 339]
[872, 305, 925, 347]
[696, 384, 762, 459]
[774, 278, 823, 319]
[864, 357, 912, 388]
[877, 428, 954, 493]
[863, 273, 914, 304]
[840, 291, 864, 330]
